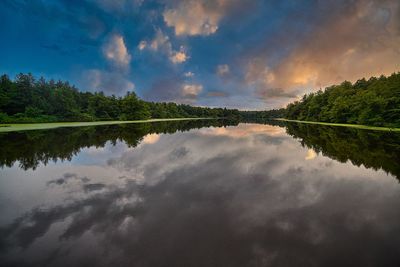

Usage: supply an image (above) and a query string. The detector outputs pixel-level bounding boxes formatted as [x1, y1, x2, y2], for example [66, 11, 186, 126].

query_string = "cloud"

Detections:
[162, 0, 252, 36]
[217, 64, 230, 77]
[163, 0, 224, 36]
[144, 76, 182, 102]
[3, 124, 399, 267]
[199, 123, 286, 138]
[95, 0, 126, 12]
[149, 29, 171, 51]
[144, 77, 202, 104]
[182, 84, 203, 98]
[83, 69, 135, 95]
[255, 87, 299, 99]
[305, 149, 317, 160]
[138, 40, 147, 50]
[141, 134, 160, 145]
[94, 0, 144, 13]
[47, 173, 90, 186]
[207, 91, 228, 97]
[103, 34, 131, 68]
[140, 30, 188, 64]
[83, 183, 106, 193]
[170, 46, 188, 64]
[244, 0, 400, 105]
[184, 71, 195, 77]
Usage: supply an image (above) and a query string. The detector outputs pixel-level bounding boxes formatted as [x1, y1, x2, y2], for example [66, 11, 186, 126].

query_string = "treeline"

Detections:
[0, 73, 241, 123]
[240, 108, 286, 119]
[285, 72, 400, 127]
[3, 72, 398, 126]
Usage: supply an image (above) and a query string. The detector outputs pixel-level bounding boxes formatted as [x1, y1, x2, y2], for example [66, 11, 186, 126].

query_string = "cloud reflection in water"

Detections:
[1, 123, 400, 267]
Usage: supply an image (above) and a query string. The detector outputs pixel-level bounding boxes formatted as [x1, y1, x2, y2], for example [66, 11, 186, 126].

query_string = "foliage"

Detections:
[240, 108, 286, 119]
[0, 73, 244, 123]
[285, 73, 400, 127]
[4, 72, 397, 125]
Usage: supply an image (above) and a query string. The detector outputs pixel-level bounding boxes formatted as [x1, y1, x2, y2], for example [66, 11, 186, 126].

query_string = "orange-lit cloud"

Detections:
[305, 149, 317, 160]
[200, 124, 285, 138]
[139, 30, 188, 64]
[163, 0, 228, 36]
[163, 0, 252, 36]
[245, 0, 400, 105]
[142, 134, 160, 145]
[170, 46, 188, 64]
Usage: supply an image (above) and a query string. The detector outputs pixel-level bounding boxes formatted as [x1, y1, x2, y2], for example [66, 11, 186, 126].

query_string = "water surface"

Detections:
[1, 120, 400, 267]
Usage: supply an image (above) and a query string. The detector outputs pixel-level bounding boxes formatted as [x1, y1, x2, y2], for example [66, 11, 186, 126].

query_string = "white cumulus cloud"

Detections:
[182, 84, 203, 98]
[103, 34, 131, 68]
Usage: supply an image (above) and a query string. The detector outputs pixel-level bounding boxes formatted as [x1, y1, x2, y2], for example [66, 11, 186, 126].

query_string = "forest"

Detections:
[285, 72, 400, 127]
[0, 73, 242, 123]
[2, 72, 399, 126]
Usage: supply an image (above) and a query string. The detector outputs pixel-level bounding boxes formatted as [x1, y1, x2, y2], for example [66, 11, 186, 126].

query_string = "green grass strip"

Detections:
[275, 118, 400, 132]
[0, 118, 210, 133]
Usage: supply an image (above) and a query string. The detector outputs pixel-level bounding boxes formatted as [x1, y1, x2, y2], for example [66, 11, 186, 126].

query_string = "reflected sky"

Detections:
[1, 123, 400, 267]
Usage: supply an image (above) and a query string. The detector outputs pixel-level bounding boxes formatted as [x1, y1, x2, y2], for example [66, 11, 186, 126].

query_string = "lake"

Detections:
[1, 120, 400, 267]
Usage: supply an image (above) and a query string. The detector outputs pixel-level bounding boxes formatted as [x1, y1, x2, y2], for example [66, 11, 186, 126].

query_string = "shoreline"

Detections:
[0, 118, 210, 133]
[275, 118, 400, 132]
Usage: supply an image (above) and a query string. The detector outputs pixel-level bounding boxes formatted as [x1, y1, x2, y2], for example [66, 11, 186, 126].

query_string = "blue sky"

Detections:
[1, 0, 399, 109]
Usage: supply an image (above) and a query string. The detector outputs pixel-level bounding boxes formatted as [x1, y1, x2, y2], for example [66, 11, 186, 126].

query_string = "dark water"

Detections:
[1, 120, 400, 267]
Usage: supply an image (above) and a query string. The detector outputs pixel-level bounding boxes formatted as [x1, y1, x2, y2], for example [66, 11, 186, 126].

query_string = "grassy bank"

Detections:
[0, 118, 209, 133]
[276, 118, 400, 132]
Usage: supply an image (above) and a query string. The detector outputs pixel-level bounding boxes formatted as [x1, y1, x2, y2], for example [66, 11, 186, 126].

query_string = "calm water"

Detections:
[1, 120, 400, 267]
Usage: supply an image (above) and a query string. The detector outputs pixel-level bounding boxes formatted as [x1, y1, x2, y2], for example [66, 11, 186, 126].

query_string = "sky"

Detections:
[0, 0, 399, 110]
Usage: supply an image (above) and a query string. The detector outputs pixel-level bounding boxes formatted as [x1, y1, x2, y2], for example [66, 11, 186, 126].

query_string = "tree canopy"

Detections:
[285, 72, 400, 127]
[2, 72, 399, 126]
[0, 73, 242, 123]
